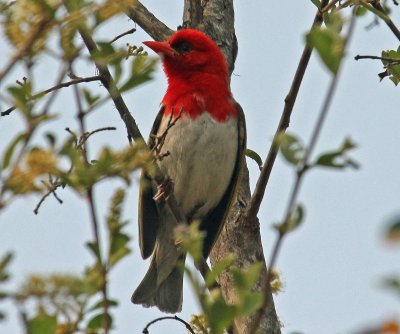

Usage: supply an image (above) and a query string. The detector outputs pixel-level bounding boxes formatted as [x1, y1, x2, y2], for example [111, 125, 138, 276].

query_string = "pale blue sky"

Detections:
[1, 1, 399, 333]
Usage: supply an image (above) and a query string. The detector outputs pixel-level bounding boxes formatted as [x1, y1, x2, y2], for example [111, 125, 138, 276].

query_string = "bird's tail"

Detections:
[131, 253, 185, 313]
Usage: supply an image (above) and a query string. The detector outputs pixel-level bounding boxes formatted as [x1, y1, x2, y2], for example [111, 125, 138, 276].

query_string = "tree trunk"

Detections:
[182, 1, 281, 333]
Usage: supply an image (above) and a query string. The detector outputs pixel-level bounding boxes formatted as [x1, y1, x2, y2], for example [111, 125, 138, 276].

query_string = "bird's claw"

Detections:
[153, 177, 174, 202]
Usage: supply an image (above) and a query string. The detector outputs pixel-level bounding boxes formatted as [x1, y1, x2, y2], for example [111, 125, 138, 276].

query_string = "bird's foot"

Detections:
[153, 177, 174, 202]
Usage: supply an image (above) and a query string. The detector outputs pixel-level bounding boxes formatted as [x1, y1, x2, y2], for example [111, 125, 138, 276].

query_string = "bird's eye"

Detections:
[173, 42, 193, 54]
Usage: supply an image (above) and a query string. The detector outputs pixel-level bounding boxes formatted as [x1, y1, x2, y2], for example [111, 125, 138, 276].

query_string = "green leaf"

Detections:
[44, 132, 56, 148]
[109, 233, 130, 255]
[2, 133, 25, 169]
[355, 6, 368, 16]
[205, 291, 236, 334]
[381, 276, 400, 298]
[306, 27, 345, 74]
[113, 62, 123, 84]
[315, 137, 359, 169]
[231, 263, 262, 291]
[174, 222, 205, 262]
[0, 252, 13, 282]
[119, 56, 157, 93]
[239, 292, 263, 316]
[205, 256, 235, 288]
[381, 49, 400, 85]
[322, 12, 343, 32]
[108, 244, 130, 266]
[277, 133, 304, 165]
[246, 148, 263, 170]
[82, 88, 100, 106]
[27, 312, 57, 334]
[7, 83, 32, 116]
[87, 312, 112, 330]
[310, 0, 321, 9]
[275, 203, 305, 234]
[89, 299, 118, 312]
[86, 242, 101, 262]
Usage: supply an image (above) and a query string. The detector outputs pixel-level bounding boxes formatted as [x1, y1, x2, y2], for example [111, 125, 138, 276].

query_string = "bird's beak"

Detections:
[143, 41, 176, 58]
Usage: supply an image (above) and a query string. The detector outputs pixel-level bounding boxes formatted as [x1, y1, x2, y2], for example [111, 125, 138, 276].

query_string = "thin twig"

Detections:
[354, 54, 400, 64]
[71, 71, 110, 333]
[253, 8, 358, 334]
[1, 75, 101, 117]
[151, 107, 184, 158]
[110, 28, 136, 44]
[124, 1, 174, 41]
[244, 0, 329, 223]
[77, 127, 117, 150]
[142, 315, 195, 334]
[33, 182, 64, 214]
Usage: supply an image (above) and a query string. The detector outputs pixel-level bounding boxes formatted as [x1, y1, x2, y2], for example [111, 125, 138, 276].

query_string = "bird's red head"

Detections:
[143, 29, 236, 121]
[143, 29, 228, 83]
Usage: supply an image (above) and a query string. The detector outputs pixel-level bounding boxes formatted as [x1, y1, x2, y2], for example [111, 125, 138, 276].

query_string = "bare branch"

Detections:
[143, 315, 195, 334]
[77, 127, 117, 150]
[110, 28, 136, 44]
[252, 8, 358, 334]
[34, 181, 65, 215]
[125, 2, 174, 41]
[355, 54, 400, 64]
[71, 80, 111, 333]
[244, 1, 328, 223]
[151, 107, 184, 158]
[1, 75, 101, 117]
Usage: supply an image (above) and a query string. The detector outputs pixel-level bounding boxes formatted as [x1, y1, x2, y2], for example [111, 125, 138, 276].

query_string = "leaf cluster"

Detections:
[0, 187, 132, 333]
[277, 133, 359, 171]
[178, 224, 264, 334]
[380, 47, 400, 85]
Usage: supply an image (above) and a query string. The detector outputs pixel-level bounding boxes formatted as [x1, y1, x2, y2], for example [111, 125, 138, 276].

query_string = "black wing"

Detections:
[200, 102, 247, 257]
[138, 106, 165, 259]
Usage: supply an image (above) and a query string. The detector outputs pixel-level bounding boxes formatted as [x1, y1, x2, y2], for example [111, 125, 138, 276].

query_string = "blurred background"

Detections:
[0, 1, 399, 333]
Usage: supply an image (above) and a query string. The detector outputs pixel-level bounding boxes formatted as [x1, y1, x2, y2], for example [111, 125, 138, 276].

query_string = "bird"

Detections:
[131, 28, 246, 313]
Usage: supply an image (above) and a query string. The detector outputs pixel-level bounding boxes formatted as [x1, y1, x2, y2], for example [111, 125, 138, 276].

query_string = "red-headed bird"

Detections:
[131, 29, 246, 313]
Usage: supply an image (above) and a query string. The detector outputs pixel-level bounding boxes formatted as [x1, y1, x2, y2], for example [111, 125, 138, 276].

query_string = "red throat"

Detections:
[162, 79, 238, 122]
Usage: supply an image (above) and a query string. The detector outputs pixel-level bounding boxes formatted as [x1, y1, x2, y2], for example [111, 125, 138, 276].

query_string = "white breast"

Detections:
[157, 112, 238, 220]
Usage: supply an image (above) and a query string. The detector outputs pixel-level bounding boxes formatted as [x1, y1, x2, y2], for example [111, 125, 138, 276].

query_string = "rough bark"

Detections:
[211, 166, 280, 334]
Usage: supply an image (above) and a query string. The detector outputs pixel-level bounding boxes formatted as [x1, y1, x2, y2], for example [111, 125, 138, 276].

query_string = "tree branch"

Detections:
[244, 0, 329, 224]
[1, 75, 101, 117]
[355, 54, 400, 63]
[251, 6, 358, 334]
[124, 1, 174, 41]
[110, 28, 136, 44]
[142, 315, 195, 334]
